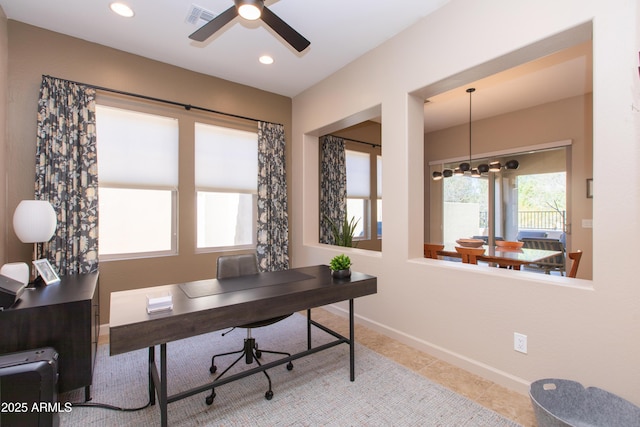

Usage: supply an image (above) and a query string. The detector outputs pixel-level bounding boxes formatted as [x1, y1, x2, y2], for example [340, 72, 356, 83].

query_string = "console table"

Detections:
[0, 272, 99, 400]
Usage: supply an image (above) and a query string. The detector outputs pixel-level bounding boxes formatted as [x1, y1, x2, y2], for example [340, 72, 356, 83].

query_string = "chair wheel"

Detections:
[286, 362, 293, 371]
[265, 390, 273, 400]
[206, 392, 215, 405]
[209, 365, 217, 374]
[255, 350, 262, 358]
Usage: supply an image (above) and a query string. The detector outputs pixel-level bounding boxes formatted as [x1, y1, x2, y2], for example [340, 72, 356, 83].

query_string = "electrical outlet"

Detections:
[514, 333, 527, 354]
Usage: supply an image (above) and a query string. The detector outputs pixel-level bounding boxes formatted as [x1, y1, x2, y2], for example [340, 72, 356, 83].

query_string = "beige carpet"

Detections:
[60, 313, 521, 426]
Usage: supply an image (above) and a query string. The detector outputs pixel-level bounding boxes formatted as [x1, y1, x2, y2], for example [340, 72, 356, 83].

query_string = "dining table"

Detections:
[438, 244, 563, 270]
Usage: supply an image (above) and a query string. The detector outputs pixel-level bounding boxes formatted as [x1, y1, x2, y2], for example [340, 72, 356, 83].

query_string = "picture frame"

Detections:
[586, 178, 593, 198]
[33, 259, 60, 285]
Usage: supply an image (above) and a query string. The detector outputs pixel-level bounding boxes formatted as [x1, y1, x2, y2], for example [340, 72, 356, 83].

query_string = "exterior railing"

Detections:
[518, 210, 565, 230]
[479, 210, 566, 231]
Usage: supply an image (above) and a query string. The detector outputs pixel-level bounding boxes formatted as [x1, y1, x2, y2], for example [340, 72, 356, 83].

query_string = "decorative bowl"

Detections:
[455, 238, 484, 248]
[496, 240, 524, 249]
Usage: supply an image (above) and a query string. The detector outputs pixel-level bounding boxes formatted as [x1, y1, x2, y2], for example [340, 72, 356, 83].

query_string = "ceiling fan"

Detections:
[189, 0, 310, 53]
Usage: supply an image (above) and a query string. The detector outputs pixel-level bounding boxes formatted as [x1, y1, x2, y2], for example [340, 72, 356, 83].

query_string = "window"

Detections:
[436, 146, 568, 246]
[195, 123, 258, 249]
[443, 174, 488, 245]
[345, 150, 370, 239]
[96, 105, 178, 259]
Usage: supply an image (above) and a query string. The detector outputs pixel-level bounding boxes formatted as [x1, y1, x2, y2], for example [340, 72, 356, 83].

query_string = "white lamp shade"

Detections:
[13, 200, 57, 243]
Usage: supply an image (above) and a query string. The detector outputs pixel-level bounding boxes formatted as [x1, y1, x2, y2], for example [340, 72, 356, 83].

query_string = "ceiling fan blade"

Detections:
[189, 6, 238, 42]
[260, 6, 310, 52]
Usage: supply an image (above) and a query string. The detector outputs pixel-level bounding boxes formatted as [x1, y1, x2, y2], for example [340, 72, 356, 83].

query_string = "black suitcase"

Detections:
[0, 347, 60, 427]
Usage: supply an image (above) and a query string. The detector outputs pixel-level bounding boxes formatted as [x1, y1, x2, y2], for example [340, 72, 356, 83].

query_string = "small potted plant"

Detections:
[329, 254, 352, 279]
[325, 214, 360, 248]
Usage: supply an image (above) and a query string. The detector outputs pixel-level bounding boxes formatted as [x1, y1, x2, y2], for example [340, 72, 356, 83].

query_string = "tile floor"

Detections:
[99, 308, 537, 426]
[309, 307, 537, 427]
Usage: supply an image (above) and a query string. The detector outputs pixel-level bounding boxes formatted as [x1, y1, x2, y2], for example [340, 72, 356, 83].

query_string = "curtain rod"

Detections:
[327, 134, 381, 148]
[43, 75, 282, 126]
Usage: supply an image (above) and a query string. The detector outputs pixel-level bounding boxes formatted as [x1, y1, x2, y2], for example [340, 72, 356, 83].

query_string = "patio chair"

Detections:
[520, 238, 565, 275]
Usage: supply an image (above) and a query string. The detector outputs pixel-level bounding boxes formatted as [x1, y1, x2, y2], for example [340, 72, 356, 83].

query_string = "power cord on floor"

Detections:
[69, 400, 152, 412]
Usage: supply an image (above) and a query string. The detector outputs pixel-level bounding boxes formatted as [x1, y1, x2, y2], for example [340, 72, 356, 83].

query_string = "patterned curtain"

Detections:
[35, 76, 99, 275]
[319, 135, 347, 244]
[256, 121, 289, 272]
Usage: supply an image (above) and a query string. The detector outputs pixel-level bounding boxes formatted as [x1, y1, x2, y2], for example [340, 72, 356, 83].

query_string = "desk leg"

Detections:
[307, 308, 312, 350]
[148, 346, 155, 406]
[160, 343, 168, 427]
[349, 299, 355, 381]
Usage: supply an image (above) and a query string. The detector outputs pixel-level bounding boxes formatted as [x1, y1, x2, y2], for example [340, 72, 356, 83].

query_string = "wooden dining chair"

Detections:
[567, 250, 582, 278]
[455, 246, 485, 264]
[424, 243, 445, 259]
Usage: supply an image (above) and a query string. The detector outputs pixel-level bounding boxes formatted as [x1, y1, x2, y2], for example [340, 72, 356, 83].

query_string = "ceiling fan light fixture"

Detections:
[236, 0, 263, 20]
[443, 169, 453, 178]
[432, 171, 443, 181]
[478, 164, 490, 174]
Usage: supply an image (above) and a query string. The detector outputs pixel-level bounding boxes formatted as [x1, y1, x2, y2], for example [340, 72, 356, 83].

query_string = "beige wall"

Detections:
[4, 21, 292, 324]
[292, 0, 640, 405]
[0, 7, 7, 265]
[425, 94, 593, 279]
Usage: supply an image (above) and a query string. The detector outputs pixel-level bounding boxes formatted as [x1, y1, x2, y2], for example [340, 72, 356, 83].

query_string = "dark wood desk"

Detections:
[439, 245, 562, 270]
[110, 265, 377, 427]
[0, 272, 99, 399]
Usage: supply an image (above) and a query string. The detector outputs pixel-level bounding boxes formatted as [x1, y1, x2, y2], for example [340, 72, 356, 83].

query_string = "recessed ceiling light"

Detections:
[110, 2, 134, 18]
[259, 55, 274, 65]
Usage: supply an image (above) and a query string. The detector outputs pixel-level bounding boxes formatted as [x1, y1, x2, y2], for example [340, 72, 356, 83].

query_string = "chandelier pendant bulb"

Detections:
[505, 159, 520, 170]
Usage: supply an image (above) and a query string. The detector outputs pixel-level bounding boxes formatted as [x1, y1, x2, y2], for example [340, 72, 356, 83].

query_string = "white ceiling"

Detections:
[1, 0, 592, 133]
[423, 41, 592, 133]
[0, 0, 449, 97]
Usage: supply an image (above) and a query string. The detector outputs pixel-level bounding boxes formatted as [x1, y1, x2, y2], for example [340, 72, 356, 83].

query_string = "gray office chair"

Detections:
[206, 254, 293, 405]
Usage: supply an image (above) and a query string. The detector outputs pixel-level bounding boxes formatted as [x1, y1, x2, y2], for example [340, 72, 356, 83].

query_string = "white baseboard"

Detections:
[320, 303, 530, 397]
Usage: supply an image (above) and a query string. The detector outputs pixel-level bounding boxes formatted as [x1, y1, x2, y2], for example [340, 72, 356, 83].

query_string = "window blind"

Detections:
[346, 150, 370, 197]
[195, 123, 258, 192]
[96, 105, 178, 187]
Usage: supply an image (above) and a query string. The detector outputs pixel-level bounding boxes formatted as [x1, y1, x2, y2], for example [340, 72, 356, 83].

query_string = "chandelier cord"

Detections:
[469, 89, 472, 164]
[467, 87, 475, 166]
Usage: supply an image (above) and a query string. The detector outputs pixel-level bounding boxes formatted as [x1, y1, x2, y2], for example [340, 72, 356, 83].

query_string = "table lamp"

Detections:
[12, 200, 57, 277]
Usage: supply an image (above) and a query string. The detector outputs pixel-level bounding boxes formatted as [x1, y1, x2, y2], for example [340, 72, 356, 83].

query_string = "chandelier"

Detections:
[432, 88, 519, 181]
